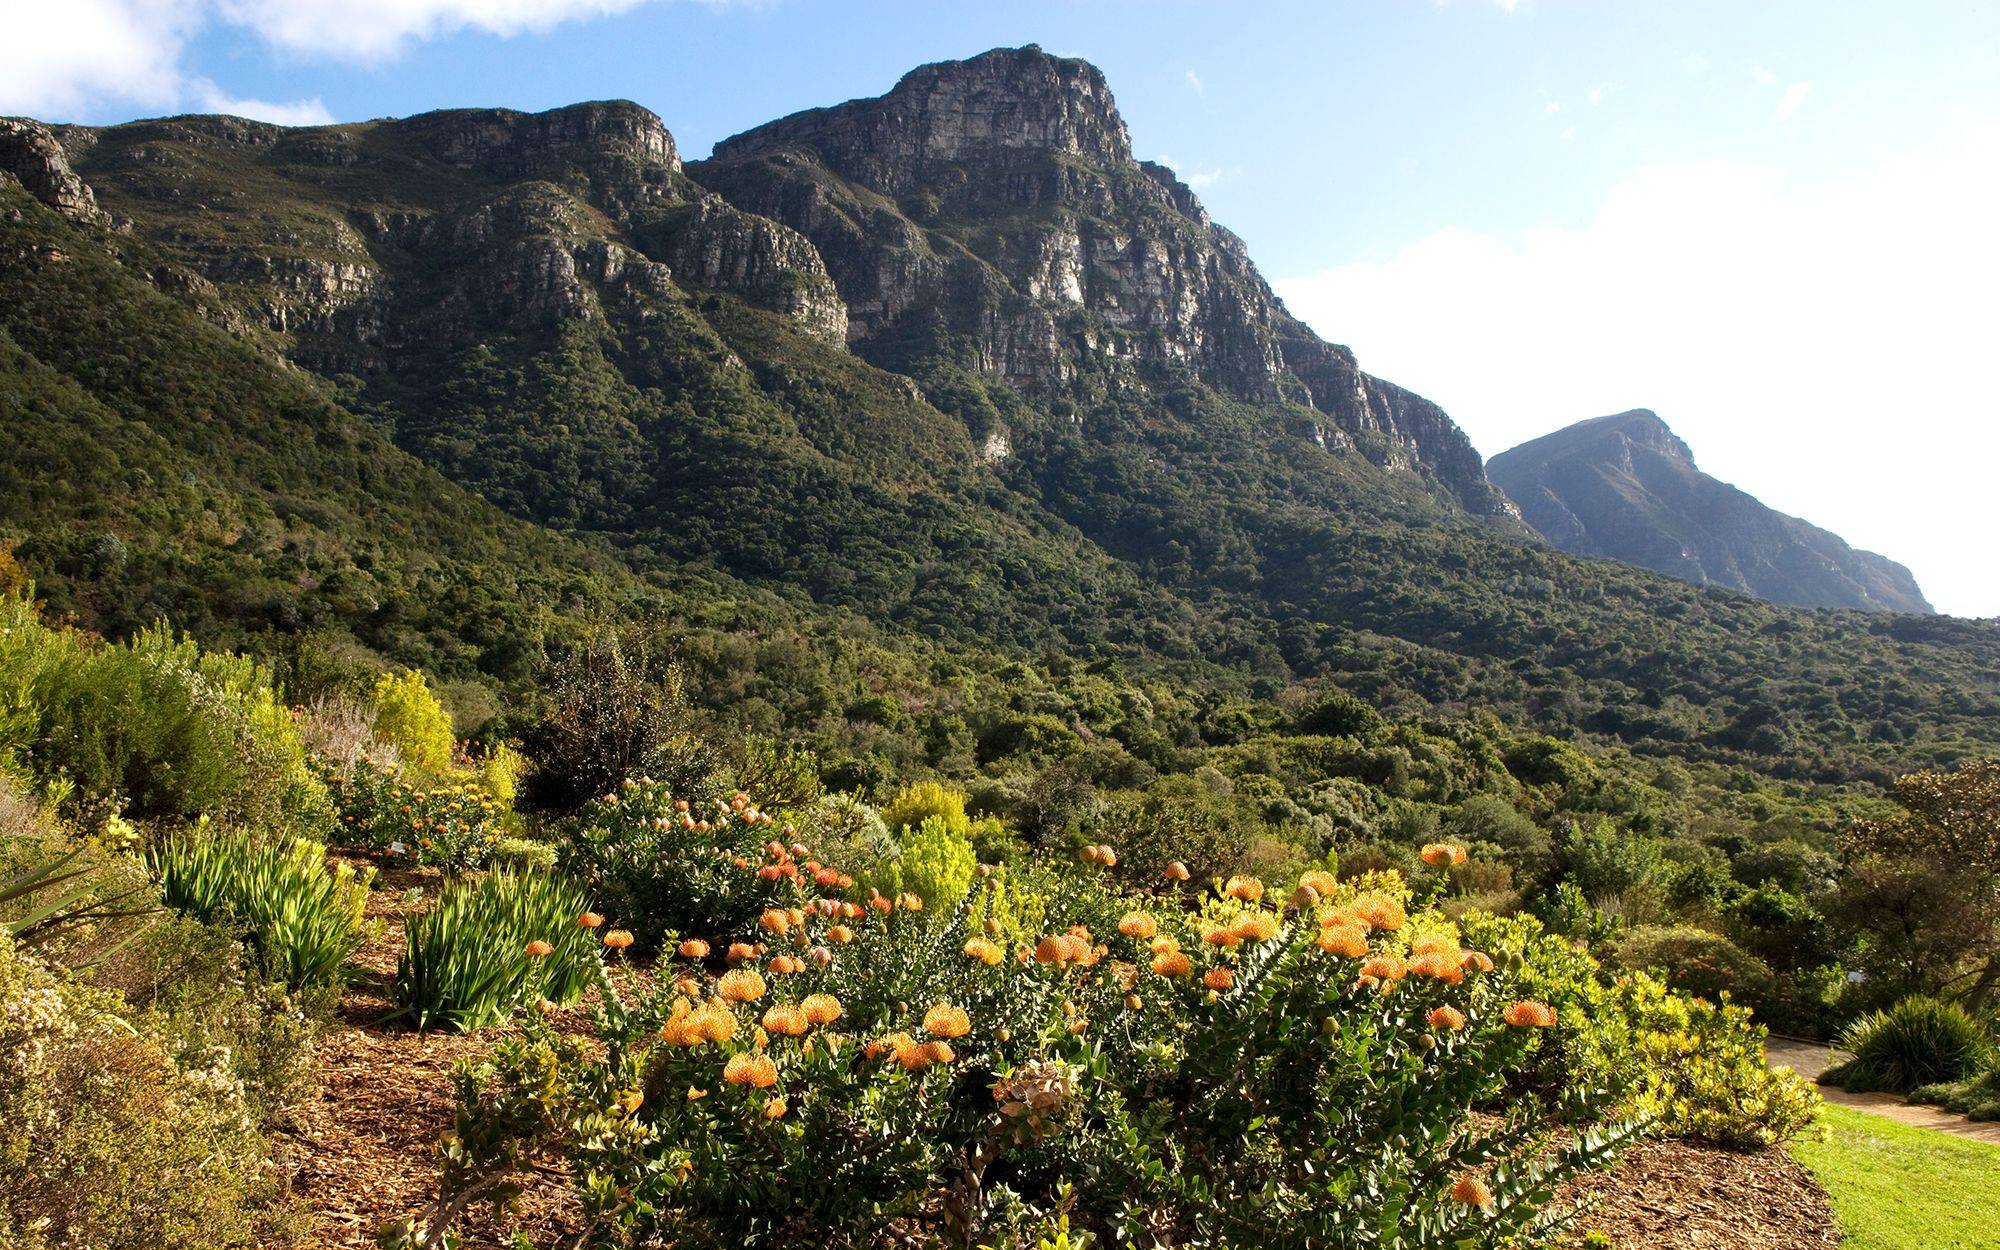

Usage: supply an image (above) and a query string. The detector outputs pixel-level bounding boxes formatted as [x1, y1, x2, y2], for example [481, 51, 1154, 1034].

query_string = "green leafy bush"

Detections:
[1825, 996, 1995, 1095]
[0, 595, 331, 834]
[872, 814, 977, 914]
[879, 781, 970, 837]
[0, 932, 289, 1250]
[1602, 924, 1778, 1017]
[370, 669, 459, 775]
[393, 868, 600, 1032]
[1910, 1062, 2000, 1121]
[151, 831, 371, 992]
[394, 862, 1642, 1249]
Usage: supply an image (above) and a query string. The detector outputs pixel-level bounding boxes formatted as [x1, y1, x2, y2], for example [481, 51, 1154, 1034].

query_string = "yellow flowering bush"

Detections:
[396, 859, 1644, 1249]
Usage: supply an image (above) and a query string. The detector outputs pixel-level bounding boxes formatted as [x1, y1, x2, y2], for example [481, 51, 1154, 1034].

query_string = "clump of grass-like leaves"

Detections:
[393, 868, 599, 1032]
[1825, 996, 1994, 1094]
[151, 830, 371, 991]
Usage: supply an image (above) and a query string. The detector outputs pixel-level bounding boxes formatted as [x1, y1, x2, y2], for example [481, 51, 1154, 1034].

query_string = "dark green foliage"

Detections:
[392, 868, 600, 1032]
[1826, 997, 1995, 1095]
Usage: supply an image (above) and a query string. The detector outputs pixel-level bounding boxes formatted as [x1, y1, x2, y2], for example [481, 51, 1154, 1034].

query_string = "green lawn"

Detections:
[1791, 1105, 2000, 1249]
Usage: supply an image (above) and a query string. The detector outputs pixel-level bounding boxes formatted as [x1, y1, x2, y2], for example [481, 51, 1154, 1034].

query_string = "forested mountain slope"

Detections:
[3, 49, 1996, 784]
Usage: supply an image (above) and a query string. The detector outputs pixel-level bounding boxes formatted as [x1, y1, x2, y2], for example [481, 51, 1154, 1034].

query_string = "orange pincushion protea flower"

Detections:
[718, 969, 767, 1002]
[800, 993, 842, 1025]
[1503, 1000, 1557, 1028]
[1033, 936, 1071, 965]
[1163, 861, 1192, 882]
[964, 936, 1005, 965]
[1316, 925, 1369, 958]
[1420, 843, 1469, 868]
[761, 1004, 809, 1037]
[723, 1053, 779, 1089]
[827, 924, 856, 944]
[524, 940, 555, 957]
[1351, 892, 1407, 932]
[768, 954, 805, 975]
[1409, 931, 1458, 957]
[1202, 967, 1235, 990]
[1359, 955, 1406, 982]
[1200, 924, 1242, 948]
[676, 938, 710, 959]
[725, 942, 758, 963]
[1224, 875, 1265, 902]
[1451, 1174, 1493, 1208]
[1117, 912, 1158, 939]
[1462, 950, 1495, 974]
[577, 911, 605, 929]
[1059, 933, 1095, 964]
[1405, 952, 1464, 984]
[1233, 911, 1280, 943]
[923, 1003, 972, 1039]
[1298, 869, 1339, 896]
[1427, 1005, 1468, 1031]
[1151, 951, 1194, 977]
[602, 929, 635, 950]
[922, 1040, 957, 1065]
[758, 908, 790, 934]
[761, 1096, 787, 1119]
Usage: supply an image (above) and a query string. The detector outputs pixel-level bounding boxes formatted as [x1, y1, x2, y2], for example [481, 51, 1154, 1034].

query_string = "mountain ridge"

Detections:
[1489, 409, 1932, 614]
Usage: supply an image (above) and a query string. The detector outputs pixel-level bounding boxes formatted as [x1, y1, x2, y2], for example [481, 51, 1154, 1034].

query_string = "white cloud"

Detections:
[1587, 83, 1617, 107]
[215, 0, 654, 62]
[1184, 68, 1205, 96]
[1154, 153, 1236, 190]
[0, 0, 679, 121]
[1776, 81, 1812, 121]
[189, 80, 335, 126]
[1273, 128, 2000, 616]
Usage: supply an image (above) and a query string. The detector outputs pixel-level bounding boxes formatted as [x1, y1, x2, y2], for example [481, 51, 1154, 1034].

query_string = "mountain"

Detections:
[1488, 411, 1932, 614]
[4, 49, 1998, 783]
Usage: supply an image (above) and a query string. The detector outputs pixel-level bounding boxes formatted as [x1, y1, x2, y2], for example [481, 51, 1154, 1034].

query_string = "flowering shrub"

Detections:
[1459, 911, 1820, 1148]
[396, 855, 1642, 1249]
[562, 778, 839, 954]
[316, 754, 506, 873]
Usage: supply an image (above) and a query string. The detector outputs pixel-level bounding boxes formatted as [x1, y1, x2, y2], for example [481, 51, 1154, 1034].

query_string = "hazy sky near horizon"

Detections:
[6, 1, 1997, 615]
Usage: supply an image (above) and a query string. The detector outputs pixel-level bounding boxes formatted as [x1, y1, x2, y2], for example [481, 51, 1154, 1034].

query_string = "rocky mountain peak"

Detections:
[711, 45, 1131, 193]
[1490, 411, 1932, 613]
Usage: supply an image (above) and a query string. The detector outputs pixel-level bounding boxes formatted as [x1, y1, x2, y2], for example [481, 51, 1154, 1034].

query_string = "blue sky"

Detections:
[7, 1, 1999, 615]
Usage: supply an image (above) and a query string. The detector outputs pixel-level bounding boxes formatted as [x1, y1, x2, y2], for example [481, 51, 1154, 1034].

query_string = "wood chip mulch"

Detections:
[270, 855, 1842, 1249]
[1564, 1137, 1839, 1249]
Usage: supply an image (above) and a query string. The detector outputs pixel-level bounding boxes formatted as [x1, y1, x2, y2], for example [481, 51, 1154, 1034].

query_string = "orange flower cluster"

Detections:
[1297, 868, 1339, 897]
[923, 1003, 972, 1039]
[1426, 1005, 1467, 1032]
[1503, 1000, 1557, 1029]
[717, 969, 766, 1003]
[1451, 1174, 1493, 1208]
[577, 911, 604, 929]
[1116, 911, 1157, 939]
[1202, 967, 1234, 990]
[964, 935, 1005, 965]
[760, 1003, 809, 1036]
[1223, 875, 1265, 902]
[602, 929, 635, 950]
[524, 939, 554, 957]
[1079, 844, 1118, 867]
[676, 938, 710, 959]
[1419, 842, 1469, 868]
[660, 998, 738, 1046]
[1316, 924, 1369, 958]
[1163, 861, 1192, 882]
[1032, 927, 1102, 967]
[723, 1053, 779, 1089]
[866, 1031, 957, 1071]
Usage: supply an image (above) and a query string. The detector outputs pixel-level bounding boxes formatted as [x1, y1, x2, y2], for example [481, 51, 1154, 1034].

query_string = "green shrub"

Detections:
[151, 831, 371, 992]
[488, 835, 557, 872]
[0, 933, 288, 1249]
[0, 596, 332, 834]
[878, 780, 970, 837]
[370, 669, 458, 775]
[393, 868, 599, 1032]
[1826, 996, 1995, 1095]
[873, 814, 977, 915]
[1910, 1062, 2000, 1120]
[1462, 911, 1820, 1149]
[1603, 924, 1778, 1016]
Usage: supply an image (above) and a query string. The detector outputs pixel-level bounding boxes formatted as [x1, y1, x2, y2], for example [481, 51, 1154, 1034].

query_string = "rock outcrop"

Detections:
[0, 118, 104, 223]
[695, 46, 1513, 518]
[1488, 410, 1931, 613]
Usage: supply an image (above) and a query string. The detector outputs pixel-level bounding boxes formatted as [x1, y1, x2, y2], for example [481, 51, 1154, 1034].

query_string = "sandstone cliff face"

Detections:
[55, 103, 846, 352]
[0, 118, 104, 224]
[697, 46, 1513, 518]
[1489, 410, 1932, 613]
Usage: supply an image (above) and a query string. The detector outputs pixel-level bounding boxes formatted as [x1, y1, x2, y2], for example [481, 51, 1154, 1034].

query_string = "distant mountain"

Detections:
[1488, 410, 1932, 614]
